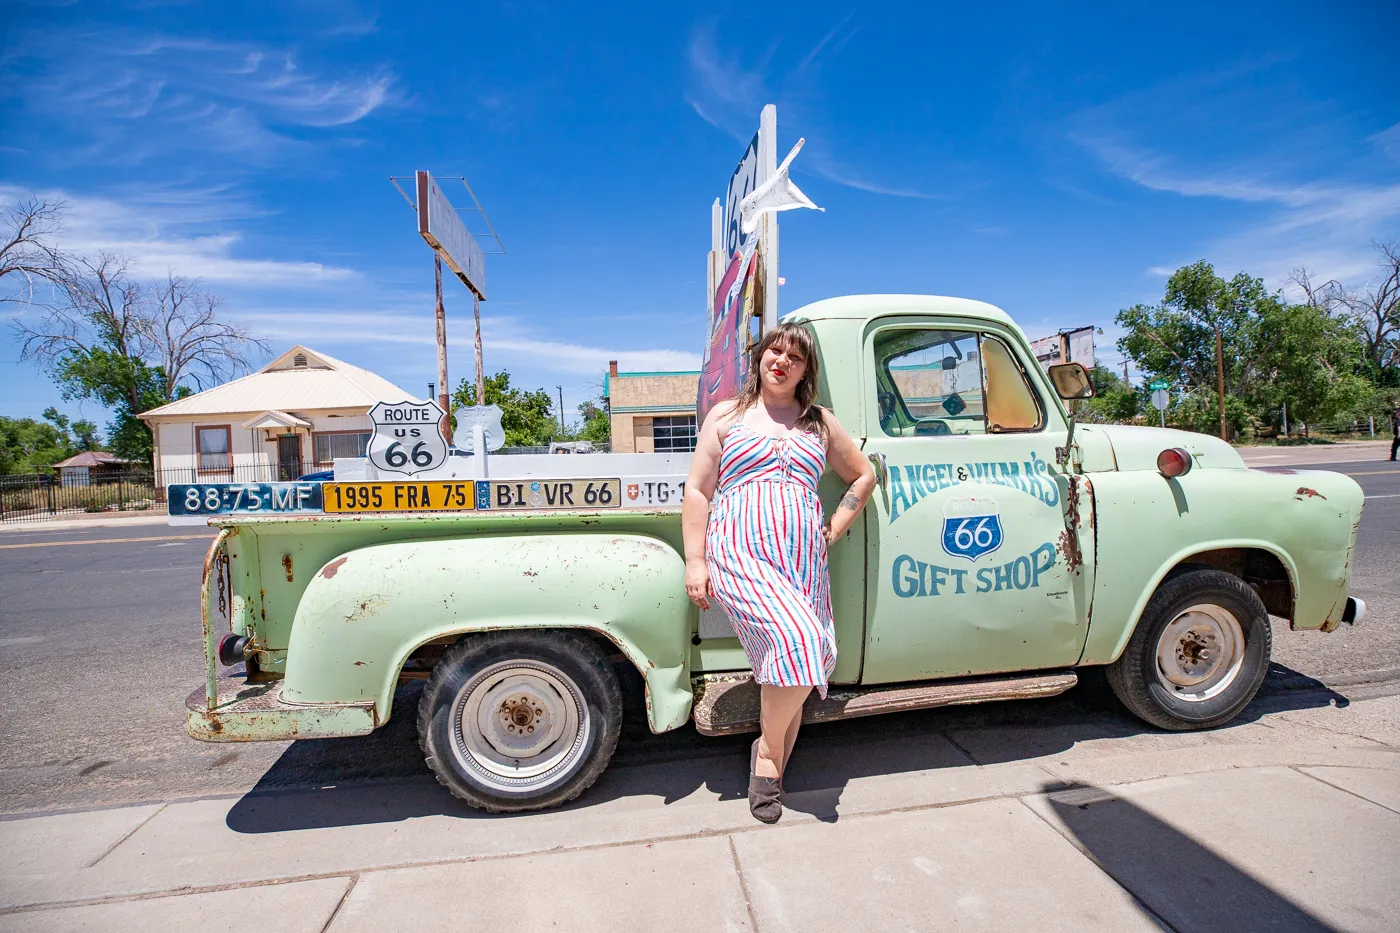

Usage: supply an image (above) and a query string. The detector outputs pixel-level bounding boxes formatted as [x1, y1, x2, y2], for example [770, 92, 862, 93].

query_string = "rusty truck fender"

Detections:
[280, 532, 694, 733]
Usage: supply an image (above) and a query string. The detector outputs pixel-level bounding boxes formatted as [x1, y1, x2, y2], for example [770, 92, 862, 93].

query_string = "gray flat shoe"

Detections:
[749, 739, 782, 824]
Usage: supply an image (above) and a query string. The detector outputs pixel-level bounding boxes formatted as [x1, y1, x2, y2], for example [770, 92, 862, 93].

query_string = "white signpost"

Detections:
[453, 404, 505, 479]
[1150, 385, 1170, 428]
[368, 400, 449, 476]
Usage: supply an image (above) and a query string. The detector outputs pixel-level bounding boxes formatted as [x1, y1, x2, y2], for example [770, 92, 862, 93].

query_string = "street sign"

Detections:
[454, 404, 505, 452]
[1151, 388, 1170, 410]
[416, 171, 485, 299]
[1149, 378, 1169, 391]
[368, 400, 449, 476]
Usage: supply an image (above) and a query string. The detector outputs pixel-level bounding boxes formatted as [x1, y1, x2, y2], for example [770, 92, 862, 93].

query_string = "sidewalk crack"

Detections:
[86, 804, 165, 868]
[1289, 765, 1400, 817]
[727, 835, 761, 932]
[319, 874, 359, 933]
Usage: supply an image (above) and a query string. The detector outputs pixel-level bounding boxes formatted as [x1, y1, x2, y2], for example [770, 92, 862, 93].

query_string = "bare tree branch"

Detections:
[148, 274, 269, 398]
[0, 196, 66, 304]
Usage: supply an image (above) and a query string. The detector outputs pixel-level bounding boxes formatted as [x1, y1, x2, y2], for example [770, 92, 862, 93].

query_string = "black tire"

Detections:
[417, 630, 622, 812]
[1107, 568, 1271, 731]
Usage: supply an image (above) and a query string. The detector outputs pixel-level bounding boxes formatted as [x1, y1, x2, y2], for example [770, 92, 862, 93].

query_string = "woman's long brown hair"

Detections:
[729, 322, 826, 438]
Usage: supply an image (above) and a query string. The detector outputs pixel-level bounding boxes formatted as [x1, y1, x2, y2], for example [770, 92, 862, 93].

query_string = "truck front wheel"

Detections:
[417, 630, 622, 812]
[1107, 568, 1272, 731]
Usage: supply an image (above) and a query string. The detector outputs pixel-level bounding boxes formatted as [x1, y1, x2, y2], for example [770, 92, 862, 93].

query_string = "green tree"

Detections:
[0, 408, 97, 474]
[1116, 260, 1372, 438]
[451, 371, 559, 446]
[577, 396, 611, 445]
[13, 255, 260, 463]
[1083, 365, 1141, 422]
[1252, 301, 1369, 431]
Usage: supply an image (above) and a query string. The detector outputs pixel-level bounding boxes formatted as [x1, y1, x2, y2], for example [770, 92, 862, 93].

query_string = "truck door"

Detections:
[859, 319, 1092, 683]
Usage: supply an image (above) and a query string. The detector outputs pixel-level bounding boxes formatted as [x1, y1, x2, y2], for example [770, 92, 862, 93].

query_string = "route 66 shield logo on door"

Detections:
[941, 496, 1004, 561]
[368, 400, 447, 476]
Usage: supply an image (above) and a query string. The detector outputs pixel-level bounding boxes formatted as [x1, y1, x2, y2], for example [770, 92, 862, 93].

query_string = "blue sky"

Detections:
[3, 0, 1397, 431]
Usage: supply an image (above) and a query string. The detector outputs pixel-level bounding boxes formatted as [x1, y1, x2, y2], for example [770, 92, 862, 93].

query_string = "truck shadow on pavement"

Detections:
[224, 662, 1351, 835]
[1041, 782, 1341, 931]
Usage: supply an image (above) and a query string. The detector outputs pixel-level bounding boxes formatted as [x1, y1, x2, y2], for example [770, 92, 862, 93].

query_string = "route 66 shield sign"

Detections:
[941, 496, 1004, 561]
[368, 400, 447, 476]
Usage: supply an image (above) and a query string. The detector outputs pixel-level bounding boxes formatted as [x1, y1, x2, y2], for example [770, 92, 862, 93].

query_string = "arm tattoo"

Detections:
[837, 493, 861, 512]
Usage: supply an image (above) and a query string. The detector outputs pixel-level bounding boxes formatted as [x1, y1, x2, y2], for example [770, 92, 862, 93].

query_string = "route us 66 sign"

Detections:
[941, 496, 1004, 561]
[368, 400, 448, 476]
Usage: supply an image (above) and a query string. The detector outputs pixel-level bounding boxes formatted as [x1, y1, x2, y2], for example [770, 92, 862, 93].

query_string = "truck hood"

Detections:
[1087, 424, 1245, 472]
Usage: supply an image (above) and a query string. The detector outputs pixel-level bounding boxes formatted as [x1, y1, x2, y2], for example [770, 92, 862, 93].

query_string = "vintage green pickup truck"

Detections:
[187, 294, 1365, 812]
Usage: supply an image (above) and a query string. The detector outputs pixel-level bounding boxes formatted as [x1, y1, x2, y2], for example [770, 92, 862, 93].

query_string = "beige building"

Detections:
[605, 361, 700, 453]
[138, 346, 416, 484]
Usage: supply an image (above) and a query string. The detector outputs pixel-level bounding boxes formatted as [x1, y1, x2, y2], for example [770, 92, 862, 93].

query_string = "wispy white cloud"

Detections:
[0, 27, 401, 166]
[1069, 64, 1400, 289]
[235, 306, 702, 375]
[0, 184, 357, 285]
[684, 23, 939, 200]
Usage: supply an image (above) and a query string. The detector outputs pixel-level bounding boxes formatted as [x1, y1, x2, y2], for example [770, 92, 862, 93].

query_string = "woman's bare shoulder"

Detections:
[706, 398, 747, 437]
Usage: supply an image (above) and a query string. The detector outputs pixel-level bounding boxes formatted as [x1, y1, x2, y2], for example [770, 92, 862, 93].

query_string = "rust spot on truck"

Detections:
[1057, 475, 1085, 573]
[281, 554, 294, 581]
[321, 557, 348, 579]
[1294, 487, 1327, 500]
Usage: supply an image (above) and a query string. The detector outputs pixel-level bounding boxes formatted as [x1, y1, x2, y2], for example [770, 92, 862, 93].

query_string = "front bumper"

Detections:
[186, 671, 376, 742]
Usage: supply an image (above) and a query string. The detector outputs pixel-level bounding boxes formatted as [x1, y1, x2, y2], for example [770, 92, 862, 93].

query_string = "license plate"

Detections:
[324, 481, 477, 513]
[168, 483, 324, 519]
[486, 478, 621, 510]
[620, 477, 687, 507]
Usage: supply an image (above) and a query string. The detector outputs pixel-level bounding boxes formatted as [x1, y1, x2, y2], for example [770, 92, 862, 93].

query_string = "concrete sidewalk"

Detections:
[1, 693, 1396, 932]
[0, 511, 173, 533]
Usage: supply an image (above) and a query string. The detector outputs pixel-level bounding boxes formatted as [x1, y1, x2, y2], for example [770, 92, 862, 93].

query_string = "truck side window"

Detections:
[981, 336, 1044, 432]
[873, 328, 1043, 437]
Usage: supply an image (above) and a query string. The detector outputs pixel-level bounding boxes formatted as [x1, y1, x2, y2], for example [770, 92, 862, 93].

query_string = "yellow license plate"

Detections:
[487, 478, 621, 510]
[324, 481, 477, 513]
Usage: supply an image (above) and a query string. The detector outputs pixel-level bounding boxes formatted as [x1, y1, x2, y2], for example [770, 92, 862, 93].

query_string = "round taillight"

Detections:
[1157, 447, 1193, 478]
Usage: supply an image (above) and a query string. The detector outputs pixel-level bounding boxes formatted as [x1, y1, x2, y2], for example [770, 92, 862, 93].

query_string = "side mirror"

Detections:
[1048, 362, 1095, 400]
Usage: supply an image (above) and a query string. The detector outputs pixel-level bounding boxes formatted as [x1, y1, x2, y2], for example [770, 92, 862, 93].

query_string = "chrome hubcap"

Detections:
[452, 661, 589, 792]
[1155, 604, 1245, 702]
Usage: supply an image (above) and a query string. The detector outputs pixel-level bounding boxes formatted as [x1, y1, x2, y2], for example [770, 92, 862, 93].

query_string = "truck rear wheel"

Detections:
[417, 630, 622, 812]
[1107, 568, 1271, 731]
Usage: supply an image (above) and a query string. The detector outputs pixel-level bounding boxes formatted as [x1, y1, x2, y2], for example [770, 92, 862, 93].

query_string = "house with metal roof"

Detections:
[138, 346, 417, 484]
[51, 450, 138, 487]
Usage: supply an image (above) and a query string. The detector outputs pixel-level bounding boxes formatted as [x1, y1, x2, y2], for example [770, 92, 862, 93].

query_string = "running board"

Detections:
[691, 670, 1079, 737]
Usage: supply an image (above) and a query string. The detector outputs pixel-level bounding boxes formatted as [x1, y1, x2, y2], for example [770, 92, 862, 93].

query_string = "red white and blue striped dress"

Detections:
[706, 420, 835, 698]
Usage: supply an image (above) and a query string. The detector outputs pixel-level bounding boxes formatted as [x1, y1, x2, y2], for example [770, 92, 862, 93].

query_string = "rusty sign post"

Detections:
[391, 173, 505, 444]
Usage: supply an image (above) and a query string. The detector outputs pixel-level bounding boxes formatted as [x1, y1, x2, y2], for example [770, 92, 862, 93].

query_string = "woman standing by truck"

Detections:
[682, 322, 876, 823]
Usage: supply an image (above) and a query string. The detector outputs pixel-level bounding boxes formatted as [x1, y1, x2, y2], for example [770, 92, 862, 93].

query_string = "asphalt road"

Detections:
[1, 455, 1396, 815]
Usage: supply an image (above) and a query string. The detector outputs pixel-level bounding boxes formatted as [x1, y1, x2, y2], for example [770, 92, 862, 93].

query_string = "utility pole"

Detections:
[434, 256, 451, 445]
[1215, 326, 1227, 442]
[473, 293, 485, 409]
[557, 385, 566, 437]
[1123, 361, 1129, 387]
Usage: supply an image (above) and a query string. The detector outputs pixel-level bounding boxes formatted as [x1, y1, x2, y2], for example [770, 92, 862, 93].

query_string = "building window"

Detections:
[652, 416, 697, 452]
[196, 425, 233, 473]
[314, 431, 371, 465]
